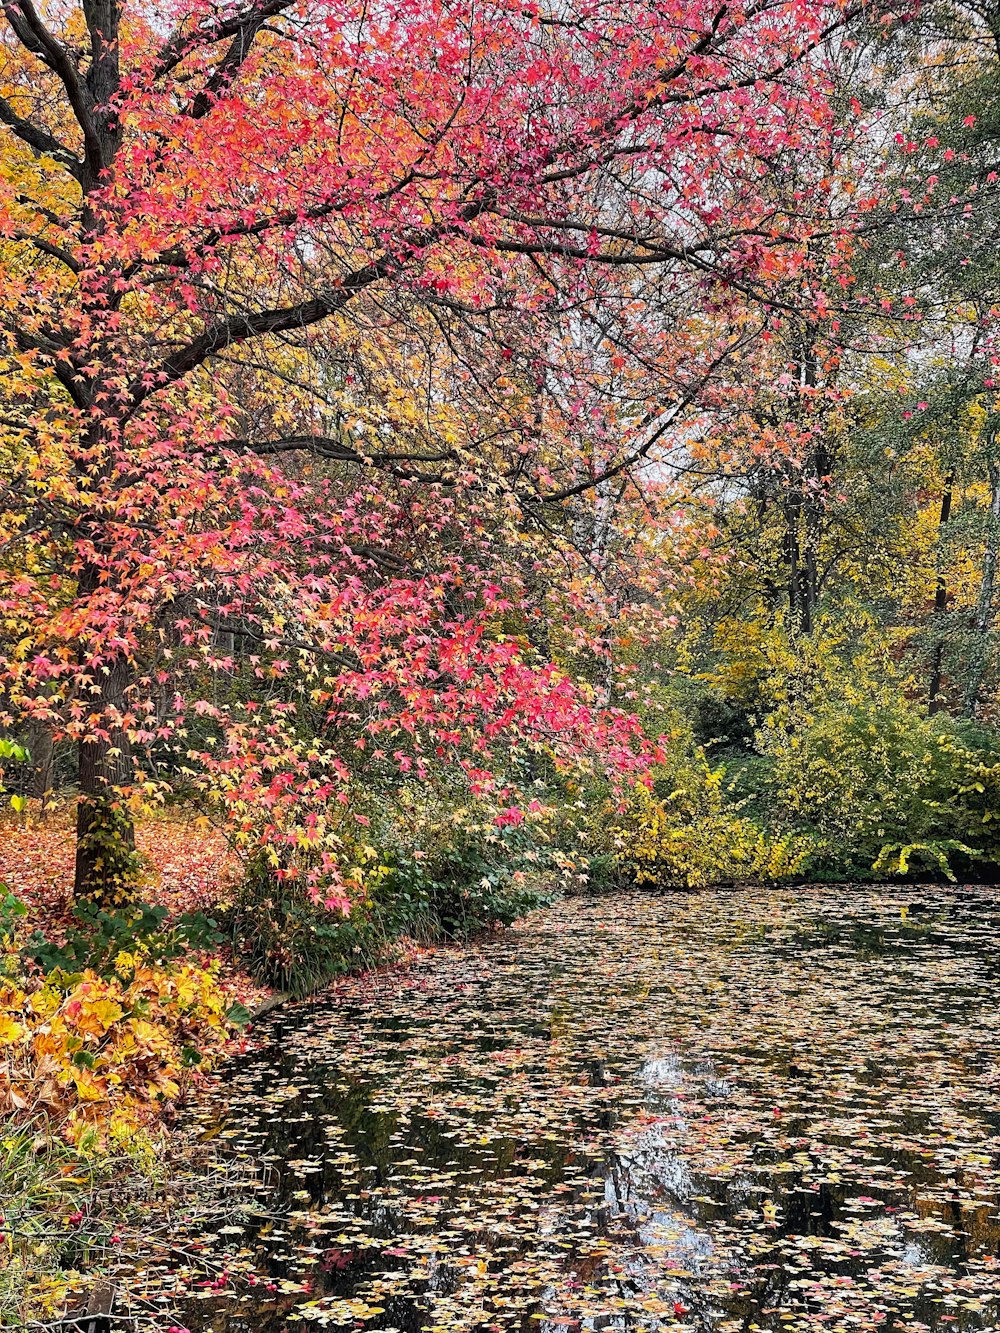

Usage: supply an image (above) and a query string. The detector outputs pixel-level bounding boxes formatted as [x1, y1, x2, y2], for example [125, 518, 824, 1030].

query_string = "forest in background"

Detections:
[2, 0, 1000, 1315]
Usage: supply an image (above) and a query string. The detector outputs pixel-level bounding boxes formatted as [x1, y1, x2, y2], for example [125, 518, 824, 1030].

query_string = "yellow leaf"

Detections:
[0, 1014, 26, 1042]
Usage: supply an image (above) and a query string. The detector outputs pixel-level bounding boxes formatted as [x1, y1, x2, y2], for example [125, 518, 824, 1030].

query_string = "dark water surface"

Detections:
[114, 887, 1000, 1333]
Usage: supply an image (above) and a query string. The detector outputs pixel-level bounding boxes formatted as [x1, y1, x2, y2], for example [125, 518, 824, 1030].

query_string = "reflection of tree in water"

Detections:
[89, 886, 1000, 1333]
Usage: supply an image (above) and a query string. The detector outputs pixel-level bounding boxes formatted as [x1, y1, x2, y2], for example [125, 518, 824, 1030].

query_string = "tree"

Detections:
[0, 0, 847, 901]
[849, 0, 1000, 715]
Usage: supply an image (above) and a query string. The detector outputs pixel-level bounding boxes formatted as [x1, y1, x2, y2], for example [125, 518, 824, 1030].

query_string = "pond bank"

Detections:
[72, 885, 1000, 1333]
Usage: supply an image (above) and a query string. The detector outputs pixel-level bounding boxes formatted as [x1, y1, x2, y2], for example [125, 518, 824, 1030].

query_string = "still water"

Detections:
[113, 886, 1000, 1333]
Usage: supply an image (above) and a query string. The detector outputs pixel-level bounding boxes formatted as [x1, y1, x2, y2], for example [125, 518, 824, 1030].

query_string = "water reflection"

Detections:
[92, 886, 1000, 1333]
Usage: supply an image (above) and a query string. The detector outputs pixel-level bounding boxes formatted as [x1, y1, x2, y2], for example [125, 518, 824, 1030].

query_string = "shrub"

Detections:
[229, 851, 371, 995]
[0, 877, 238, 1141]
[701, 610, 1000, 880]
[230, 791, 558, 993]
[612, 749, 810, 889]
[27, 898, 224, 977]
[370, 804, 555, 936]
[0, 945, 235, 1139]
[758, 695, 1000, 879]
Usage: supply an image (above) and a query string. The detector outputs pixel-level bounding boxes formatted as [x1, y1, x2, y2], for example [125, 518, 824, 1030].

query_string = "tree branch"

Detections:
[0, 93, 82, 177]
[13, 230, 80, 272]
[155, 0, 296, 80]
[128, 241, 427, 409]
[527, 330, 759, 504]
[4, 1, 105, 183]
[186, 12, 272, 118]
[126, 200, 351, 278]
[212, 433, 457, 484]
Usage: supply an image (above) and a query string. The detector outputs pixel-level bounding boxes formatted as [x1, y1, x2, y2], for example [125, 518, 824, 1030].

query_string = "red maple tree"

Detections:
[0, 0, 847, 900]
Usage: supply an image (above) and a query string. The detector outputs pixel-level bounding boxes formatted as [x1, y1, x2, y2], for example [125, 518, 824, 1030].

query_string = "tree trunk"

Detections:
[964, 460, 1000, 718]
[798, 333, 821, 637]
[782, 325, 824, 637]
[783, 493, 803, 629]
[25, 719, 54, 801]
[73, 567, 137, 903]
[928, 471, 955, 714]
[783, 492, 816, 635]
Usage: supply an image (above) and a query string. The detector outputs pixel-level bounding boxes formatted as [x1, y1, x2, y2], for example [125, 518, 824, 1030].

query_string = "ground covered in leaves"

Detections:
[71, 886, 1000, 1333]
[0, 809, 238, 923]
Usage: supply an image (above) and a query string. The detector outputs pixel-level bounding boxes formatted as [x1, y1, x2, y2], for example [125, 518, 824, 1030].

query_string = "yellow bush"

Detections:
[0, 953, 234, 1139]
[613, 774, 810, 890]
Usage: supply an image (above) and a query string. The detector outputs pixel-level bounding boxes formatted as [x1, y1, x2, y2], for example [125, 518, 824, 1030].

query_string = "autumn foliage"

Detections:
[7, 0, 1000, 1328]
[0, 0, 848, 905]
[0, 952, 233, 1136]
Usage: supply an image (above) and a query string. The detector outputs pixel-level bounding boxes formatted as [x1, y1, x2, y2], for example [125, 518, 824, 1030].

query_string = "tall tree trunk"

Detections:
[783, 493, 803, 630]
[928, 471, 955, 714]
[783, 492, 817, 635]
[799, 332, 820, 637]
[31, 1, 135, 900]
[25, 719, 54, 802]
[73, 565, 137, 903]
[590, 472, 620, 706]
[964, 460, 1000, 718]
[782, 325, 824, 637]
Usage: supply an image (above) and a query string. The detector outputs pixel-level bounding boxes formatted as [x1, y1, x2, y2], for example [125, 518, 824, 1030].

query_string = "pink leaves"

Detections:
[0, 0, 847, 910]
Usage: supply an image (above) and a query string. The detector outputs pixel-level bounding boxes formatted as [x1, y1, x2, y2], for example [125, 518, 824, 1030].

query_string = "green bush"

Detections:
[27, 898, 225, 977]
[757, 693, 1000, 880]
[372, 818, 554, 938]
[229, 852, 372, 995]
[230, 795, 557, 994]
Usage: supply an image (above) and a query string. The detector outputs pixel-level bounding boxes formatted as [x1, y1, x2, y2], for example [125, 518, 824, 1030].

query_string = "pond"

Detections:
[107, 885, 1000, 1333]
